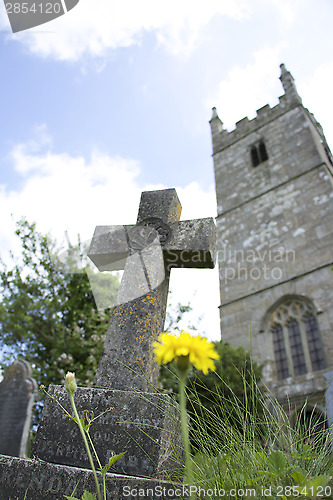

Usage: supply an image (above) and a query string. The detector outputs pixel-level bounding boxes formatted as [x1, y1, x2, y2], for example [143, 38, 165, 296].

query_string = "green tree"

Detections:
[0, 219, 118, 389]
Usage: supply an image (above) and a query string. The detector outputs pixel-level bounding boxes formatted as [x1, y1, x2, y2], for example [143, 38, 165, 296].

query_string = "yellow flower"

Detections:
[153, 331, 220, 375]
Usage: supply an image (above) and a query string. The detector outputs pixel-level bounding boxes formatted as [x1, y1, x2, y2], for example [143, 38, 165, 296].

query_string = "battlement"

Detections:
[210, 64, 302, 154]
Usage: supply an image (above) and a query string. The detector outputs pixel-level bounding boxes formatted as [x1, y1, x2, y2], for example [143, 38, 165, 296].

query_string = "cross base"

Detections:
[32, 385, 183, 480]
[0, 455, 185, 499]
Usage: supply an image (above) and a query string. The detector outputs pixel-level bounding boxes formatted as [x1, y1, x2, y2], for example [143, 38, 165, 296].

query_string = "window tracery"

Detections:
[269, 299, 325, 380]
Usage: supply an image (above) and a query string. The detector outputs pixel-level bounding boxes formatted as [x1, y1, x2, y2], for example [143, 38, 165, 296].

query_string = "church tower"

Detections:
[210, 64, 333, 413]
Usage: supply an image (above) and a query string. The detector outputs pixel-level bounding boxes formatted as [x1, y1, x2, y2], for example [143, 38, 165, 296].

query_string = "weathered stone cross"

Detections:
[30, 188, 216, 481]
[88, 188, 216, 392]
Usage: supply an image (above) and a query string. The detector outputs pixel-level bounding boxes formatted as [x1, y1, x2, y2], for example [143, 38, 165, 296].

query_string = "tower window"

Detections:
[259, 141, 268, 162]
[251, 146, 260, 167]
[250, 140, 268, 167]
[269, 299, 325, 381]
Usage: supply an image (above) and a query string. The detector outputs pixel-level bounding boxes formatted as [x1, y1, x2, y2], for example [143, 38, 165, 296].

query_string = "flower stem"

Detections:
[86, 431, 107, 499]
[179, 372, 196, 499]
[69, 393, 102, 500]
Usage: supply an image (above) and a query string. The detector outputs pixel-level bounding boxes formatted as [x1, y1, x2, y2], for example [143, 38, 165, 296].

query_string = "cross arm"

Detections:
[165, 217, 217, 269]
[88, 217, 217, 272]
[88, 225, 134, 272]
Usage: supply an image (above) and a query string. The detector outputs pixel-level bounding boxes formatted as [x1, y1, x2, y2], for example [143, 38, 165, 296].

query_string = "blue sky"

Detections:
[0, 0, 333, 340]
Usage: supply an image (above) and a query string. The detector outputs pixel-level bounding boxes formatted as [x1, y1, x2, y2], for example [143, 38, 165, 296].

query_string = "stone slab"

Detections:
[0, 455, 186, 500]
[32, 386, 183, 480]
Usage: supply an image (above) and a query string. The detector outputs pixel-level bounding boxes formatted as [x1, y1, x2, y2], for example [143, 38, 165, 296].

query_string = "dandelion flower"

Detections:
[153, 331, 219, 375]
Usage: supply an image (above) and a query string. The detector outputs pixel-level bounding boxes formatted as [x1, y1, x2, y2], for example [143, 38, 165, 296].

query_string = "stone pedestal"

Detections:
[32, 385, 183, 480]
[0, 455, 185, 500]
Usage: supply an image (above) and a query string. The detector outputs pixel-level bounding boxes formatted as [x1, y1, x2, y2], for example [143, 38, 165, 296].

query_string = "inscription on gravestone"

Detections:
[0, 359, 37, 457]
[33, 188, 217, 479]
[0, 455, 184, 500]
[34, 386, 182, 479]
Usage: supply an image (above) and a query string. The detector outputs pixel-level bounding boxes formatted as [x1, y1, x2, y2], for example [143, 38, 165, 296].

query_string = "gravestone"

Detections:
[0, 359, 37, 457]
[32, 188, 216, 481]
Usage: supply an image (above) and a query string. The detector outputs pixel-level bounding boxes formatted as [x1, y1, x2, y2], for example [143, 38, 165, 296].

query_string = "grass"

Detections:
[23, 361, 333, 499]
[180, 367, 333, 499]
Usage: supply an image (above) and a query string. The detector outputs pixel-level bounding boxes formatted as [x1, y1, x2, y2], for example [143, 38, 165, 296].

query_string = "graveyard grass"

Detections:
[153, 332, 333, 499]
[185, 370, 333, 499]
[32, 340, 333, 500]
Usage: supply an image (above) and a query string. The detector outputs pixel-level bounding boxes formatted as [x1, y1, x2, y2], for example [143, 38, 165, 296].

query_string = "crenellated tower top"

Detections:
[210, 64, 304, 154]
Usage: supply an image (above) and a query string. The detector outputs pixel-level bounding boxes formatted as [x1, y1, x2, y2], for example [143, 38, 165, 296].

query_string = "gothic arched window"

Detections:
[269, 299, 325, 381]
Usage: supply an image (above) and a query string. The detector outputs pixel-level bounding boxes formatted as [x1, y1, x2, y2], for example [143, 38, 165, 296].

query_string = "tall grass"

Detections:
[178, 367, 333, 499]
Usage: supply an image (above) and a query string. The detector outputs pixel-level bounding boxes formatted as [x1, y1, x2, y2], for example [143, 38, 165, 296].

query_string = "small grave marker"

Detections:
[0, 359, 37, 457]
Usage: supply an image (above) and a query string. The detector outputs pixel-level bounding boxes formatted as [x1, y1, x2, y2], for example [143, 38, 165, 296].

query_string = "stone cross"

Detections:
[32, 188, 216, 480]
[0, 359, 37, 457]
[88, 188, 216, 392]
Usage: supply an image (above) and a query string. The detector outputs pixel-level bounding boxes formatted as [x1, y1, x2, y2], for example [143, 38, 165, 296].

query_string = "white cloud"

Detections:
[0, 133, 220, 339]
[207, 45, 287, 130]
[299, 61, 333, 150]
[2, 0, 248, 61]
[267, 0, 303, 26]
[169, 266, 220, 340]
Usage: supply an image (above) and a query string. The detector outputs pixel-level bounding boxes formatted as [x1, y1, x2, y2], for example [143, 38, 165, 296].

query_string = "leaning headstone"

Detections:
[31, 189, 216, 482]
[0, 359, 37, 457]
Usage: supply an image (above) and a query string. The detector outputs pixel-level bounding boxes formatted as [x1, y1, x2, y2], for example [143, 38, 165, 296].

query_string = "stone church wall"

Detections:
[211, 64, 333, 406]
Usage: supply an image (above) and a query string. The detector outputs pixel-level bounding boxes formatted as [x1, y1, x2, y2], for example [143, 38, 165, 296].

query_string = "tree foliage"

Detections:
[0, 219, 118, 388]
